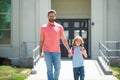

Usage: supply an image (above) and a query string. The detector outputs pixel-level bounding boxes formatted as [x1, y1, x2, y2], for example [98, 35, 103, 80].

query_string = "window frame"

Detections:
[0, 0, 12, 45]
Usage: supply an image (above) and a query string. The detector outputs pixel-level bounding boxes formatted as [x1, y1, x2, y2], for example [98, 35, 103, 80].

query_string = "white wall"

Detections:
[19, 0, 36, 58]
[11, 0, 20, 59]
[20, 0, 36, 42]
[0, 0, 21, 66]
[52, 0, 91, 18]
[91, 0, 105, 59]
[107, 0, 120, 41]
[36, 0, 51, 41]
[19, 0, 51, 58]
[0, 0, 20, 59]
[0, 0, 51, 67]
[91, 0, 120, 59]
[1, 0, 120, 66]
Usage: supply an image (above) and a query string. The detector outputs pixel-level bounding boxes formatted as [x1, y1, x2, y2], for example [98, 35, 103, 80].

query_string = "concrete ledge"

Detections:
[109, 57, 120, 67]
[97, 56, 112, 75]
[11, 58, 33, 68]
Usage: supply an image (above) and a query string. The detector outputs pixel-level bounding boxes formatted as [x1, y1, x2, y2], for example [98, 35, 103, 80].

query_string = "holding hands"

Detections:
[68, 49, 72, 57]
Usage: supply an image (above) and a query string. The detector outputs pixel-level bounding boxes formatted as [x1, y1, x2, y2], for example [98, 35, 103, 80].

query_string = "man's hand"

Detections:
[40, 53, 44, 58]
[39, 48, 44, 58]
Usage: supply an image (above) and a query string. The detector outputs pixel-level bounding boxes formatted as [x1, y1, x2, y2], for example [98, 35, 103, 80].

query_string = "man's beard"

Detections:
[49, 19, 55, 23]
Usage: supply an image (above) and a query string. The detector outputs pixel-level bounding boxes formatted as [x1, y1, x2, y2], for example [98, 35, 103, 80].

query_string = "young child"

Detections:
[70, 36, 87, 80]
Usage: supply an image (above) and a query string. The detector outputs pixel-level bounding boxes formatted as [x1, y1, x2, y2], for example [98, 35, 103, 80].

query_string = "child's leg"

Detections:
[79, 66, 85, 80]
[73, 67, 79, 80]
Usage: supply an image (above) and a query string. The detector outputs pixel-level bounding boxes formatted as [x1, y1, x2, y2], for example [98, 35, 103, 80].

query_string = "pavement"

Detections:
[26, 58, 118, 80]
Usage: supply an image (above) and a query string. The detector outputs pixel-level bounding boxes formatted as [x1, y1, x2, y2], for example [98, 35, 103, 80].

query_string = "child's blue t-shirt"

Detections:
[72, 46, 84, 68]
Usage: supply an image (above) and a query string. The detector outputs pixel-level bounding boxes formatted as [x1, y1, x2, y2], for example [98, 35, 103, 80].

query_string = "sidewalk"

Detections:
[26, 58, 118, 80]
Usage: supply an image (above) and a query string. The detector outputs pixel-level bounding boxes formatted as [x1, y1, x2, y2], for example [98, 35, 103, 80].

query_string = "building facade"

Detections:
[0, 0, 120, 67]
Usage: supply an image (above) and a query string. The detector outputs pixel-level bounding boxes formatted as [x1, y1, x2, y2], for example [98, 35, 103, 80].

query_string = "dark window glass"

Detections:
[0, 0, 11, 44]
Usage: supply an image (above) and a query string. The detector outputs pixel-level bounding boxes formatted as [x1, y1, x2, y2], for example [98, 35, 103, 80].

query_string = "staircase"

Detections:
[98, 41, 120, 75]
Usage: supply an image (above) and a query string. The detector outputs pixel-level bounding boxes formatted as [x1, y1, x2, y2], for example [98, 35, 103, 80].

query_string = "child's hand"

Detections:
[80, 47, 87, 58]
[68, 53, 71, 57]
[68, 50, 72, 57]
[83, 53, 87, 58]
[80, 47, 85, 51]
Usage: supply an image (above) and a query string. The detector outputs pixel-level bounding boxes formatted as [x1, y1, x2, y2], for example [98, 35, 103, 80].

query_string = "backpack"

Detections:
[71, 47, 87, 58]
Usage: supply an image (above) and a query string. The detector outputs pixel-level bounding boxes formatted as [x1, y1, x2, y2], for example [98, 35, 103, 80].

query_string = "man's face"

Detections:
[48, 13, 56, 23]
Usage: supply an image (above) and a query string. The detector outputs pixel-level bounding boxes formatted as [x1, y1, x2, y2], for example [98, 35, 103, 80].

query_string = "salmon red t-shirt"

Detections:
[40, 22, 64, 52]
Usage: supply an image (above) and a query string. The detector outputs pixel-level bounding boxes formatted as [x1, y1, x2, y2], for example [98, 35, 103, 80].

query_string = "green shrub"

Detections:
[0, 65, 30, 80]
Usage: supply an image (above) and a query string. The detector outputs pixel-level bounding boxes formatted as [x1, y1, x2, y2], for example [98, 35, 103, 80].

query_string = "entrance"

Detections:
[56, 19, 91, 58]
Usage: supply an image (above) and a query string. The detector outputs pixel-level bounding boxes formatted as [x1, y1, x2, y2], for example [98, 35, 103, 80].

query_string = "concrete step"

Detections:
[97, 56, 112, 75]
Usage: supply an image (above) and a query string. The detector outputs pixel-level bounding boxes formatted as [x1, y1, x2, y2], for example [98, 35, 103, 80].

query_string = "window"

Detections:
[0, 0, 11, 44]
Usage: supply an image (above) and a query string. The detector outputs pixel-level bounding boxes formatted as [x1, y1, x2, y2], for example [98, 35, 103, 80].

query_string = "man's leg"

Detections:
[52, 52, 61, 80]
[44, 52, 54, 80]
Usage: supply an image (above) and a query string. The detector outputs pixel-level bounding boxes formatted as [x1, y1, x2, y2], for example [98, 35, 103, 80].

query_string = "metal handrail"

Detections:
[99, 41, 120, 70]
[31, 45, 39, 74]
[102, 41, 120, 52]
[99, 42, 110, 70]
[33, 45, 39, 67]
[99, 49, 110, 70]
[99, 42, 109, 51]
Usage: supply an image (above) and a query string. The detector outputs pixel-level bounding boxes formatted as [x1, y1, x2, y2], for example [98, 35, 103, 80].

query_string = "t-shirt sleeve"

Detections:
[59, 26, 64, 36]
[40, 27, 44, 36]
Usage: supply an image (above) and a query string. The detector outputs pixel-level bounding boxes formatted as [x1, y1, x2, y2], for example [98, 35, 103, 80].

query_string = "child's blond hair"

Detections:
[72, 36, 84, 46]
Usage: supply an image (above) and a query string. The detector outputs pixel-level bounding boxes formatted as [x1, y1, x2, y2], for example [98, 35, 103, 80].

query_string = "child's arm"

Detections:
[82, 51, 87, 58]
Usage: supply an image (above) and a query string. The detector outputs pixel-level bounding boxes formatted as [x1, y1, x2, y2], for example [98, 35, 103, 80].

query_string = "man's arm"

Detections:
[60, 34, 72, 57]
[39, 33, 44, 57]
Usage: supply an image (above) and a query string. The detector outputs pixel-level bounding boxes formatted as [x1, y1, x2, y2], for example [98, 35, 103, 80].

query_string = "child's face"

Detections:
[75, 39, 81, 46]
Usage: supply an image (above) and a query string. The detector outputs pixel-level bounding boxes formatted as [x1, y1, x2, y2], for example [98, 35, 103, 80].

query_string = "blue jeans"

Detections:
[73, 66, 85, 80]
[44, 52, 61, 80]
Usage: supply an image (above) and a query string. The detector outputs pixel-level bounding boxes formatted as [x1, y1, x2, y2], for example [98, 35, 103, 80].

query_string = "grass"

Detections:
[111, 66, 120, 80]
[0, 65, 31, 80]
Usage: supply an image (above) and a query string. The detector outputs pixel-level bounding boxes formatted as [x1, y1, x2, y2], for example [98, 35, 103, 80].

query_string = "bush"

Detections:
[0, 65, 30, 80]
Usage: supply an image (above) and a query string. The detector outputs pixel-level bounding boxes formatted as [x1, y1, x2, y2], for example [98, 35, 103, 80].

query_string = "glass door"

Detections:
[56, 19, 90, 57]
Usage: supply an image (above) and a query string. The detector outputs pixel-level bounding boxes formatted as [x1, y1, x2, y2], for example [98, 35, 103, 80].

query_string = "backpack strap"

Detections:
[71, 47, 74, 56]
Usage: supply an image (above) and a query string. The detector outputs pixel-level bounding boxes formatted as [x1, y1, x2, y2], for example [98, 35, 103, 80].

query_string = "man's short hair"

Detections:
[48, 9, 56, 16]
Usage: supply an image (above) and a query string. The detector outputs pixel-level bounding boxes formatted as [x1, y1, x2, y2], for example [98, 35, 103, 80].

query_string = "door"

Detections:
[56, 19, 91, 58]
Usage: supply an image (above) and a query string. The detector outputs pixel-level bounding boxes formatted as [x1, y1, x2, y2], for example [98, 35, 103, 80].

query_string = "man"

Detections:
[39, 10, 72, 80]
